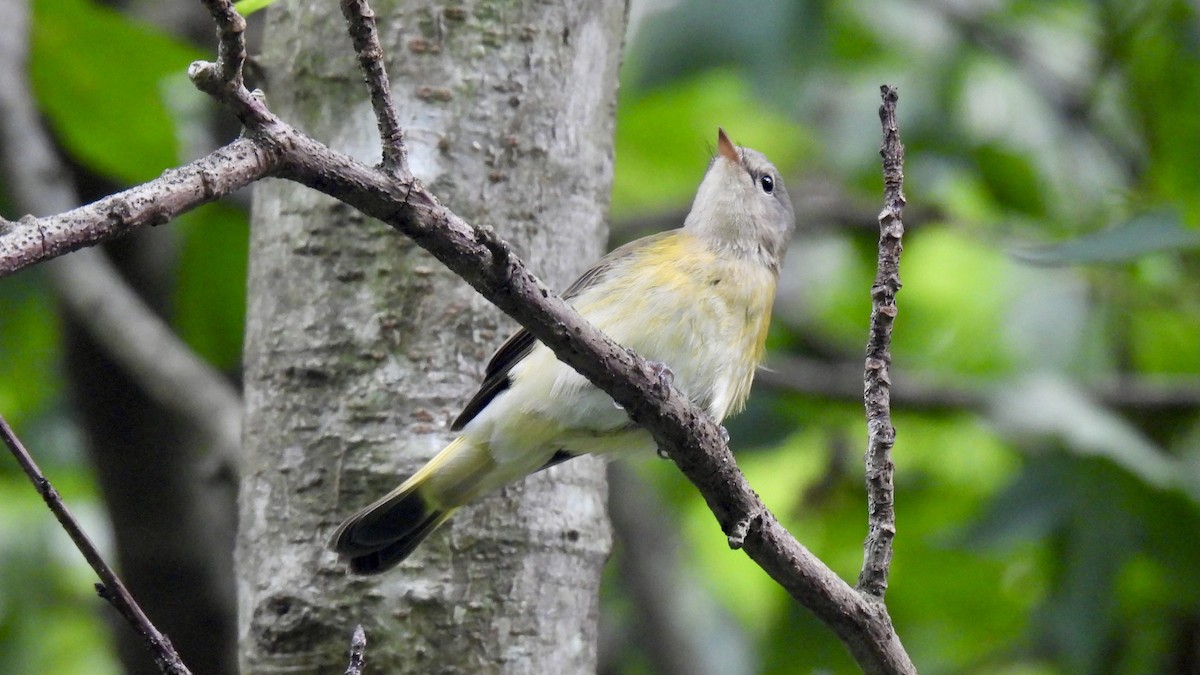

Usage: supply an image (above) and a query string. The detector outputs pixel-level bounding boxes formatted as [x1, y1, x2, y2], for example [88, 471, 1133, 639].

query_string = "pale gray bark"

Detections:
[237, 1, 627, 673]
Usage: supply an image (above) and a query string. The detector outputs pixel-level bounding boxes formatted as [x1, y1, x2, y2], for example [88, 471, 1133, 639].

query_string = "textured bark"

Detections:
[237, 1, 626, 673]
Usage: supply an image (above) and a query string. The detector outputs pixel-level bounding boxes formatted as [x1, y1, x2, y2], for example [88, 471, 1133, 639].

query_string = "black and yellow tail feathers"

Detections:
[330, 437, 487, 574]
[329, 486, 456, 574]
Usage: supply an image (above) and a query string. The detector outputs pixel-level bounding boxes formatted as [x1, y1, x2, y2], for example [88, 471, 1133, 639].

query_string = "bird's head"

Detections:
[684, 128, 795, 273]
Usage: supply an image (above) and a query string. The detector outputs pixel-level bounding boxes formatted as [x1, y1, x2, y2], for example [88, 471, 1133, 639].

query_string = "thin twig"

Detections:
[189, 0, 273, 126]
[344, 625, 367, 675]
[858, 84, 905, 600]
[0, 415, 193, 675]
[340, 0, 409, 175]
[202, 0, 245, 85]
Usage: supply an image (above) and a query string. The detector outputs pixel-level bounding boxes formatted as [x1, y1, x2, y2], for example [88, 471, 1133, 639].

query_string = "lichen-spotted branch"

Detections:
[859, 85, 906, 600]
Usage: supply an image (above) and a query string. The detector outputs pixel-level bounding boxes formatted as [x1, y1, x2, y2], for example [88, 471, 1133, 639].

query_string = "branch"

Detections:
[0, 415, 192, 674]
[0, 137, 274, 278]
[340, 0, 408, 175]
[344, 625, 366, 675]
[190, 0, 273, 127]
[858, 85, 905, 599]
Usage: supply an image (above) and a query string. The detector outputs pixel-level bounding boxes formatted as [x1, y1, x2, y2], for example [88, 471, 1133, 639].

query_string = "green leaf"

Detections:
[30, 0, 204, 184]
[612, 69, 812, 220]
[973, 142, 1047, 217]
[1011, 210, 1200, 266]
[173, 203, 249, 371]
[234, 0, 278, 16]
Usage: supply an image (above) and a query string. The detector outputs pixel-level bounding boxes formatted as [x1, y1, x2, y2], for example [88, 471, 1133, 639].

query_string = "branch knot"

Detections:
[726, 509, 763, 550]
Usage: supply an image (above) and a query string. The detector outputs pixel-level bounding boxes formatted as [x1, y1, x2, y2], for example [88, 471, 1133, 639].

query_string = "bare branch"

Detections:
[0, 138, 275, 278]
[858, 85, 905, 600]
[0, 415, 193, 675]
[344, 625, 366, 675]
[200, 0, 246, 84]
[189, 0, 273, 127]
[340, 0, 408, 175]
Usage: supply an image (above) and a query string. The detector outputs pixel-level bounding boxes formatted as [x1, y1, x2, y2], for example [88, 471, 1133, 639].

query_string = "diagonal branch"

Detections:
[858, 85, 906, 600]
[0, 415, 192, 675]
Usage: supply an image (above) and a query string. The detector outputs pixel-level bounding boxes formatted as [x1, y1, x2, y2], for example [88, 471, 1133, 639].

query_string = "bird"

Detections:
[330, 128, 795, 574]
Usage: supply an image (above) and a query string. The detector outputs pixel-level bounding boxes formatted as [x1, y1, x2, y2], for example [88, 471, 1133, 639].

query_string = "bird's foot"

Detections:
[646, 360, 674, 391]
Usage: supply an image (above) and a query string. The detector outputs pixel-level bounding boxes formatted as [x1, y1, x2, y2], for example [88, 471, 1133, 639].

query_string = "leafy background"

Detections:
[2, 0, 1199, 673]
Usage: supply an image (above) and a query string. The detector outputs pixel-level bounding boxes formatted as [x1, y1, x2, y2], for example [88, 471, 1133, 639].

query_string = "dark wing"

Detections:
[450, 230, 679, 431]
[450, 329, 537, 430]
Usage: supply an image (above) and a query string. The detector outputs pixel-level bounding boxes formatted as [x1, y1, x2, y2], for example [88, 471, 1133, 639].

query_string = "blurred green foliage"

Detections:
[612, 0, 1200, 673]
[30, 0, 202, 184]
[2, 0, 1199, 673]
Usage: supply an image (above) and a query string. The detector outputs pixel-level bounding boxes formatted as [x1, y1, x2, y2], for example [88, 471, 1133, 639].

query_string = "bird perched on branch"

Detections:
[331, 129, 795, 574]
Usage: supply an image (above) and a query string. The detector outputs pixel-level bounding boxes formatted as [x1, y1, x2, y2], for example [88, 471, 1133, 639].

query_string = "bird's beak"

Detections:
[717, 128, 739, 163]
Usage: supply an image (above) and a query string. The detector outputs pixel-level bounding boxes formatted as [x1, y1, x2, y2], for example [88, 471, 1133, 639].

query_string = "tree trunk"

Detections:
[237, 1, 627, 672]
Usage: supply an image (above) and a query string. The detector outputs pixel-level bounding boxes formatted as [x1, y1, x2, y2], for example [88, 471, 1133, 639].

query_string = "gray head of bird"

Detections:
[684, 128, 796, 274]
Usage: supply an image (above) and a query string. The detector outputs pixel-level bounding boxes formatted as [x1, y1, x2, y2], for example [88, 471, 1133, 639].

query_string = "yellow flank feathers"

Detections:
[331, 129, 795, 572]
[569, 231, 776, 420]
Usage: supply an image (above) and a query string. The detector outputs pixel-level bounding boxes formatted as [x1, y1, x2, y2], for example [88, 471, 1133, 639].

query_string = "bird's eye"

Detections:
[759, 174, 774, 194]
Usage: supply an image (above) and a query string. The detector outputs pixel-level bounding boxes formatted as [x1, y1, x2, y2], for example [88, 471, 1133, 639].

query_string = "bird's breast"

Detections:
[577, 234, 777, 421]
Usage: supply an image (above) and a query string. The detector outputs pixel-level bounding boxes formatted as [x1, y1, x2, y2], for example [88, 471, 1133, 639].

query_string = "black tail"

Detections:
[330, 486, 455, 575]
